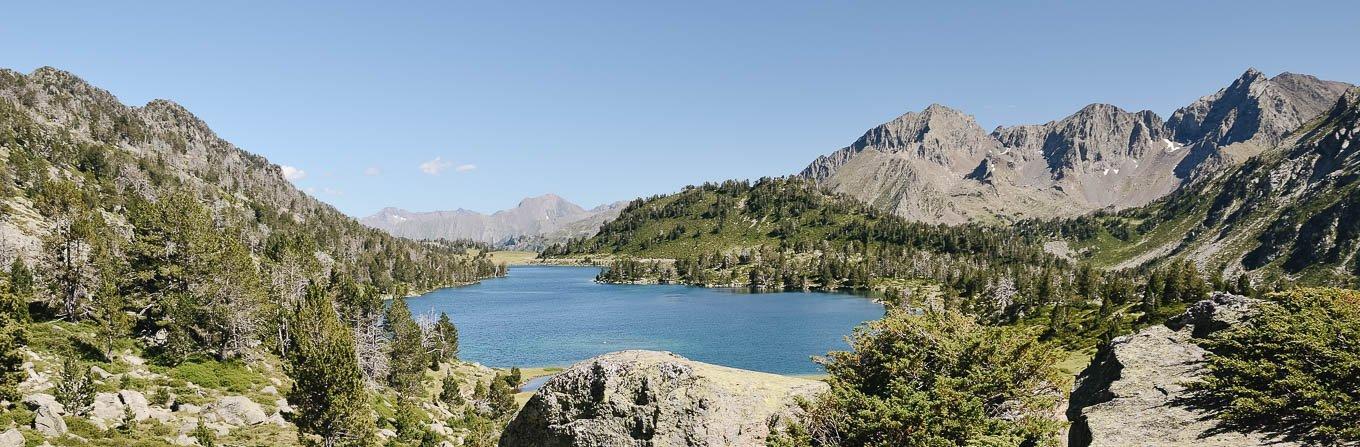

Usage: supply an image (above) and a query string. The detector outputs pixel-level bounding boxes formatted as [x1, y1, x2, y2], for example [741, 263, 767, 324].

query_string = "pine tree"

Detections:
[0, 288, 25, 402]
[439, 374, 465, 407]
[54, 356, 95, 416]
[92, 280, 132, 360]
[1233, 273, 1254, 297]
[386, 297, 428, 394]
[486, 374, 517, 418]
[429, 313, 459, 367]
[287, 285, 375, 447]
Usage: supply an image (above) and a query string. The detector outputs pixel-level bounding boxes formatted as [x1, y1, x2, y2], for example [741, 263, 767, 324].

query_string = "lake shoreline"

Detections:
[408, 265, 882, 376]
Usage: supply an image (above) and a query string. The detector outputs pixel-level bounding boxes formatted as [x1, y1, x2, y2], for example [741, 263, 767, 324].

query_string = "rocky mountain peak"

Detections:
[1168, 68, 1353, 150]
[849, 103, 996, 169]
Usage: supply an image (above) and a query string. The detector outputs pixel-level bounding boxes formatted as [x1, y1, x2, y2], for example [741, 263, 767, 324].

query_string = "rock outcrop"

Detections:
[204, 396, 268, 426]
[500, 350, 827, 447]
[22, 393, 67, 437]
[1067, 293, 1296, 446]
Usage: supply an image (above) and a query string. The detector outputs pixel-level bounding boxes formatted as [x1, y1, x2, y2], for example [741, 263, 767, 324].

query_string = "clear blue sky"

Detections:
[3, 1, 1357, 216]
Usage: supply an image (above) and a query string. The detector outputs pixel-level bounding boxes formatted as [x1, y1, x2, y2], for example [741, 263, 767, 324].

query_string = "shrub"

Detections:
[794, 309, 1067, 447]
[1191, 288, 1360, 444]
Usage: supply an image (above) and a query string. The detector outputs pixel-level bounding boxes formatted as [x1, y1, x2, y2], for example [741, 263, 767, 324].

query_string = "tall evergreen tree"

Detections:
[429, 313, 459, 367]
[287, 285, 375, 447]
[387, 297, 428, 394]
[0, 283, 26, 402]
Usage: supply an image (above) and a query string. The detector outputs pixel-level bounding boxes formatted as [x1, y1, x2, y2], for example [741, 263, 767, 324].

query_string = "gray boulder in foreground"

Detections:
[500, 350, 827, 447]
[1068, 292, 1298, 447]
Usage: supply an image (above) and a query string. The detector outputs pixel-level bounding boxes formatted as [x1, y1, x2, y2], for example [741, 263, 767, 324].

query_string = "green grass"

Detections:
[158, 358, 268, 394]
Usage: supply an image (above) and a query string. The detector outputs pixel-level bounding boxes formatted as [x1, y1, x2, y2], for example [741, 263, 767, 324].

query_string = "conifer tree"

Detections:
[486, 374, 517, 418]
[0, 284, 26, 402]
[287, 285, 375, 447]
[429, 313, 459, 367]
[92, 280, 132, 360]
[386, 297, 428, 394]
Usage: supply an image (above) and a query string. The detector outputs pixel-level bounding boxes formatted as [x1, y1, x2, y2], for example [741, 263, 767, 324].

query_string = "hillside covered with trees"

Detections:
[0, 67, 513, 446]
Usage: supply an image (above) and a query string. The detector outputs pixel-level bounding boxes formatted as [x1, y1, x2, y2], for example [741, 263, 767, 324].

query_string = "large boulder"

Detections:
[500, 350, 827, 447]
[1067, 292, 1296, 446]
[204, 396, 267, 426]
[119, 390, 152, 421]
[0, 428, 24, 447]
[22, 393, 67, 438]
[90, 392, 126, 428]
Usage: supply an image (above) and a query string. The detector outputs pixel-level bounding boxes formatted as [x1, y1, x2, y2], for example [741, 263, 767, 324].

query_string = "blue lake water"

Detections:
[406, 266, 884, 375]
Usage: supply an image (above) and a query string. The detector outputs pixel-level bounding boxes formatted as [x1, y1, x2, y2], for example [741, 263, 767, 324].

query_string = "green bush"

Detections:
[1192, 288, 1360, 444]
[789, 309, 1067, 447]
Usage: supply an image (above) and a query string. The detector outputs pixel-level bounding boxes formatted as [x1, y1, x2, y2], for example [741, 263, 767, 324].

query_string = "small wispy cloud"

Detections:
[419, 157, 455, 175]
[281, 165, 307, 181]
[455, 164, 477, 173]
[364, 166, 382, 176]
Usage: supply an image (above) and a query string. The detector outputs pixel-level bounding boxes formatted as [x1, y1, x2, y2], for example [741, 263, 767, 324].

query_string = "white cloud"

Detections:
[455, 164, 477, 173]
[419, 156, 455, 175]
[280, 165, 307, 181]
[363, 166, 382, 176]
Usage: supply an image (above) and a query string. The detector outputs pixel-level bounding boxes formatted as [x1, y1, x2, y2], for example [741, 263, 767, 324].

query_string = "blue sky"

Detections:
[2, 1, 1357, 216]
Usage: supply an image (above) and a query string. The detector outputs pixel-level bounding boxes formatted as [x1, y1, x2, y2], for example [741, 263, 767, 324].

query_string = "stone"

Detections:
[1067, 293, 1298, 447]
[149, 407, 176, 423]
[0, 429, 24, 447]
[500, 350, 827, 447]
[89, 366, 112, 379]
[274, 398, 291, 414]
[21, 394, 63, 415]
[32, 402, 67, 437]
[204, 396, 267, 426]
[259, 385, 278, 395]
[90, 392, 125, 428]
[119, 390, 152, 421]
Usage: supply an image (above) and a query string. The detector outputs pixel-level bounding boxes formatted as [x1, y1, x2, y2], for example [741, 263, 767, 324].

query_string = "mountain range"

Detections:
[360, 195, 626, 248]
[800, 69, 1353, 224]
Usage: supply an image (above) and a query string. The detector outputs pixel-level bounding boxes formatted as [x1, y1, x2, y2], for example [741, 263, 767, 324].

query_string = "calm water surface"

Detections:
[407, 266, 883, 375]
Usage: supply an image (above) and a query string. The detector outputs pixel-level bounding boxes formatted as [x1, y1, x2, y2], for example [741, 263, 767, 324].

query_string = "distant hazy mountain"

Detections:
[361, 195, 626, 247]
[801, 69, 1353, 223]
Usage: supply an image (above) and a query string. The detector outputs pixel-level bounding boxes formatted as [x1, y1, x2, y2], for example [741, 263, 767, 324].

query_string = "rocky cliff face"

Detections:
[361, 195, 626, 247]
[1169, 70, 1352, 159]
[1067, 293, 1296, 447]
[499, 351, 826, 447]
[800, 70, 1352, 223]
[1101, 86, 1360, 278]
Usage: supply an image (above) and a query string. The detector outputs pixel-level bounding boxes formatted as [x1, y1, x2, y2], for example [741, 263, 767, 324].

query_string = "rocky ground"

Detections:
[0, 320, 503, 447]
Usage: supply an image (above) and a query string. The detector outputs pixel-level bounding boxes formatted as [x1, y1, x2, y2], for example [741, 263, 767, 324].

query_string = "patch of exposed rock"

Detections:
[499, 350, 827, 447]
[1067, 292, 1296, 446]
